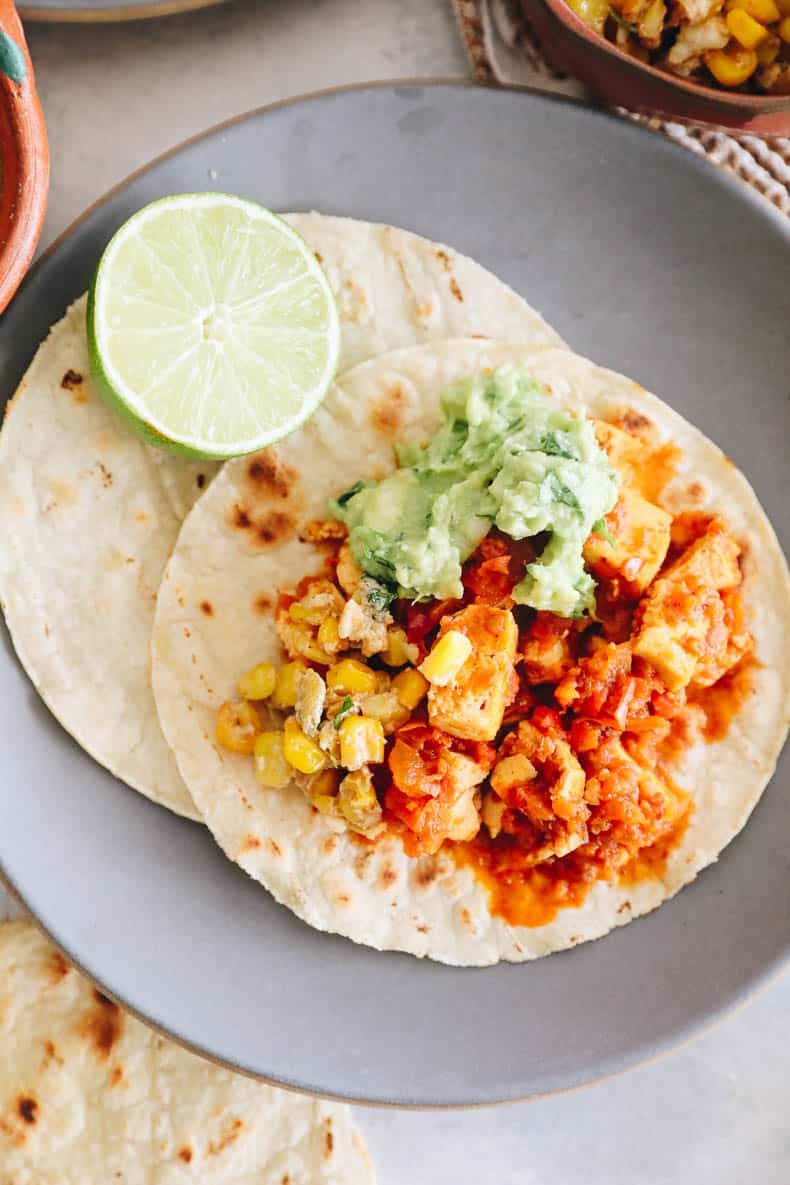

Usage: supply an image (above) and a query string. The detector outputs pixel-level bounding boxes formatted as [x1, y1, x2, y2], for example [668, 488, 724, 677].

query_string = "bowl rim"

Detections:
[540, 0, 790, 112]
[0, 2, 49, 315]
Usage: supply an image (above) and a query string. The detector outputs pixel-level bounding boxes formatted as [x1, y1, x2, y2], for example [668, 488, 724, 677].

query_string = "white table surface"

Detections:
[10, 1, 789, 1180]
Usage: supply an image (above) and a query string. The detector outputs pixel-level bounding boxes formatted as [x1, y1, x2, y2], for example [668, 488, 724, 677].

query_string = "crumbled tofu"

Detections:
[666, 15, 728, 72]
[294, 668, 326, 737]
[337, 767, 385, 836]
[672, 0, 721, 25]
[358, 690, 410, 733]
[338, 579, 392, 657]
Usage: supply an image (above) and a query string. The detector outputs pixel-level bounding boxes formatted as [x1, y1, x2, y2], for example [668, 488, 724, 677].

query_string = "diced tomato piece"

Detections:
[462, 554, 514, 604]
[384, 787, 449, 855]
[388, 722, 452, 798]
[531, 705, 563, 733]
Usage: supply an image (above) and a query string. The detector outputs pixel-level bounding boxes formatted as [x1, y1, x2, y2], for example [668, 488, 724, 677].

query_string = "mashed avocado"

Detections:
[331, 366, 619, 617]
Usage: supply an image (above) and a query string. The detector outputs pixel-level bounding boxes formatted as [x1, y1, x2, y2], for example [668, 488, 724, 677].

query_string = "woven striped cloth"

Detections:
[453, 0, 790, 218]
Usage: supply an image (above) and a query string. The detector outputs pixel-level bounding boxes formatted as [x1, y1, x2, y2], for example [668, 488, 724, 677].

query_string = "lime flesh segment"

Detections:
[88, 194, 340, 459]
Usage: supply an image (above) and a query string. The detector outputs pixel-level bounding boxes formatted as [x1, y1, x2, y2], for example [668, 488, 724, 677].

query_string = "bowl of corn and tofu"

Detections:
[520, 0, 790, 132]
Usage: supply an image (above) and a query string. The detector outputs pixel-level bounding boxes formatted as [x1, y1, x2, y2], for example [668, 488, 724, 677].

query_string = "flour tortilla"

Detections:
[0, 214, 562, 820]
[152, 340, 789, 966]
[0, 920, 374, 1185]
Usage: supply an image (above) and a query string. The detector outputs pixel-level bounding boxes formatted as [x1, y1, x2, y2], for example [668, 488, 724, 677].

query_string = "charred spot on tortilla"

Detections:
[256, 512, 294, 546]
[199, 600, 214, 617]
[246, 451, 297, 500]
[60, 369, 83, 390]
[110, 1066, 124, 1088]
[230, 503, 294, 547]
[196, 473, 206, 490]
[323, 835, 337, 855]
[60, 369, 87, 404]
[371, 383, 406, 438]
[47, 950, 70, 984]
[379, 862, 398, 888]
[179, 1147, 193, 1164]
[415, 858, 439, 888]
[231, 504, 252, 531]
[208, 1116, 243, 1156]
[240, 834, 261, 852]
[617, 409, 655, 439]
[253, 593, 273, 615]
[434, 248, 451, 272]
[17, 1096, 38, 1125]
[448, 277, 464, 303]
[41, 1040, 63, 1069]
[268, 838, 282, 858]
[324, 1119, 334, 1159]
[353, 847, 374, 878]
[79, 989, 123, 1060]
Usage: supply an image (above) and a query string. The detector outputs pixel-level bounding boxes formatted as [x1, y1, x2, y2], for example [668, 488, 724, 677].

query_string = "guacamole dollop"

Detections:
[331, 366, 620, 617]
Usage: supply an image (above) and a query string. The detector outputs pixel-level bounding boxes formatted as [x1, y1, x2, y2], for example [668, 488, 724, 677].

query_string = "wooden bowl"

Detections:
[522, 0, 790, 135]
[0, 0, 48, 314]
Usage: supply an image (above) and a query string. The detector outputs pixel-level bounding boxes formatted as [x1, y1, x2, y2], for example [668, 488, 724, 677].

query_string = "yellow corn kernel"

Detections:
[308, 768, 340, 799]
[757, 33, 780, 62]
[392, 667, 429, 710]
[238, 662, 276, 701]
[215, 700, 261, 754]
[381, 627, 419, 668]
[312, 794, 341, 817]
[326, 658, 377, 695]
[728, 0, 780, 20]
[338, 715, 385, 770]
[253, 731, 291, 788]
[288, 602, 311, 622]
[283, 718, 327, 774]
[419, 629, 473, 686]
[726, 8, 769, 48]
[779, 14, 790, 38]
[705, 46, 758, 85]
[270, 660, 308, 709]
[317, 616, 341, 650]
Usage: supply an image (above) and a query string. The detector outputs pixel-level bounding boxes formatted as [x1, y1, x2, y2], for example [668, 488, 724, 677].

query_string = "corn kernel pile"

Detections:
[569, 0, 790, 92]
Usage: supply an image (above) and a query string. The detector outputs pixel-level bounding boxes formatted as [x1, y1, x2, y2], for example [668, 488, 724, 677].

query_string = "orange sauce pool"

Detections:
[637, 442, 681, 505]
[453, 803, 692, 929]
[690, 655, 758, 742]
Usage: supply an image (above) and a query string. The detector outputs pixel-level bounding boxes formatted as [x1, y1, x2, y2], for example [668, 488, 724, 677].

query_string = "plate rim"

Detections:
[2, 79, 789, 1108]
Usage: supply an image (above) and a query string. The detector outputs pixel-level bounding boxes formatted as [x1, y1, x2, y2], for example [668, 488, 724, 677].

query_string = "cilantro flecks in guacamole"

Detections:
[331, 366, 620, 617]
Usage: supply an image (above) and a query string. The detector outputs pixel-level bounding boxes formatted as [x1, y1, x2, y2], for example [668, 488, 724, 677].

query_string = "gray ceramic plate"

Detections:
[1, 82, 788, 1106]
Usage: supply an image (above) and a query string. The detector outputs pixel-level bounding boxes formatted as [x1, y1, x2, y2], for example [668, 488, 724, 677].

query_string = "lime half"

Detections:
[87, 194, 340, 459]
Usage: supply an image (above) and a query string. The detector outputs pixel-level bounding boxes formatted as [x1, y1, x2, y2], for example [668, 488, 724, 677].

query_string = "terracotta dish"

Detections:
[522, 0, 790, 134]
[0, 0, 47, 314]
